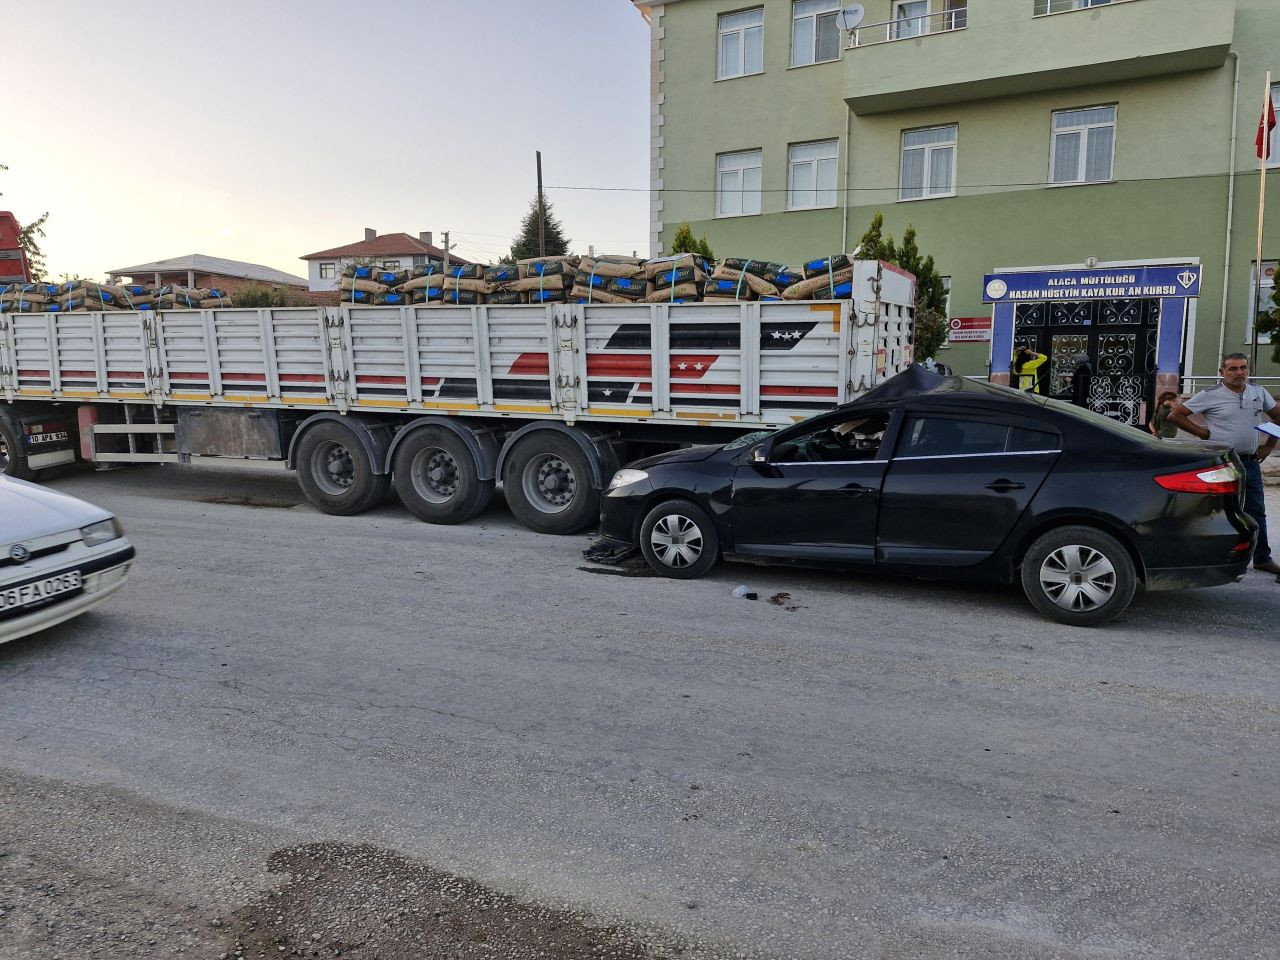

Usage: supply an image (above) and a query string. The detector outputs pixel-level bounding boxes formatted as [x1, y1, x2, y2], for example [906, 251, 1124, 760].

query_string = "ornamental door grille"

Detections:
[1012, 298, 1159, 426]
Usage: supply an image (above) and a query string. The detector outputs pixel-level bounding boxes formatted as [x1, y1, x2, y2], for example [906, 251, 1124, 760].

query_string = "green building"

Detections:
[632, 0, 1280, 417]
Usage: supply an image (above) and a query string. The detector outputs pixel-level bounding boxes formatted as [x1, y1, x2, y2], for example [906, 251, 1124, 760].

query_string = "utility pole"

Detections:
[442, 230, 451, 278]
[536, 151, 546, 258]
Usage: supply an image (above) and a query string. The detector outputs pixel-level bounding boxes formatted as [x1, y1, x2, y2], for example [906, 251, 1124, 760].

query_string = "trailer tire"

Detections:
[502, 432, 599, 535]
[295, 421, 389, 516]
[0, 418, 35, 480]
[392, 427, 494, 524]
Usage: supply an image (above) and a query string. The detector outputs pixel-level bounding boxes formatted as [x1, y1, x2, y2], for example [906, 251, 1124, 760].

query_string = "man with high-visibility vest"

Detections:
[1013, 346, 1048, 394]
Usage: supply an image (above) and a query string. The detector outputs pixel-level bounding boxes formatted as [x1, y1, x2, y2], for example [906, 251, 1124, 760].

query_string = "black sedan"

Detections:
[598, 367, 1256, 626]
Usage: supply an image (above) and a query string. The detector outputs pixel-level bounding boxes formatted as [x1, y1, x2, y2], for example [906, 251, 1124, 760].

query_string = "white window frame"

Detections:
[716, 149, 763, 218]
[1049, 104, 1117, 186]
[787, 140, 839, 211]
[382, 260, 401, 270]
[717, 7, 764, 81]
[898, 124, 957, 202]
[892, 0, 929, 39]
[318, 262, 336, 279]
[1248, 260, 1277, 345]
[791, 0, 841, 68]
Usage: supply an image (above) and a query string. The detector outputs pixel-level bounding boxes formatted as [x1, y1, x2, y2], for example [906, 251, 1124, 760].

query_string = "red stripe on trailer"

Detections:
[760, 385, 838, 397]
[168, 371, 209, 381]
[587, 354, 651, 377]
[279, 373, 326, 383]
[670, 382, 740, 395]
[17, 368, 50, 378]
[107, 372, 145, 380]
[354, 375, 407, 385]
[422, 377, 442, 386]
[221, 372, 267, 382]
[509, 353, 550, 376]
[670, 355, 719, 378]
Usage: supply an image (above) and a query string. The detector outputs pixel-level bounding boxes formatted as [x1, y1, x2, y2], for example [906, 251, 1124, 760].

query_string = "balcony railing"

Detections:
[847, 6, 968, 48]
[1033, 0, 1134, 16]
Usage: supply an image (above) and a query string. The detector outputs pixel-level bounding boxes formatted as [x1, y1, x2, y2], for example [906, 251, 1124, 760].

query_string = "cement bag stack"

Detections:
[782, 254, 856, 300]
[56, 280, 138, 311]
[504, 256, 579, 305]
[0, 282, 61, 312]
[339, 263, 394, 305]
[483, 264, 522, 305]
[571, 256, 647, 304]
[644, 253, 709, 303]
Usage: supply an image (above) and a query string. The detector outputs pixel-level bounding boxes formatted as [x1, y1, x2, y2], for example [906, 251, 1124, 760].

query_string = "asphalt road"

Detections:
[2, 462, 1279, 959]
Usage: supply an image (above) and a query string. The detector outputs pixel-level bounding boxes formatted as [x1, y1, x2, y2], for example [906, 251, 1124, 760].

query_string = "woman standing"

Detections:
[1148, 391, 1179, 439]
[1013, 346, 1048, 394]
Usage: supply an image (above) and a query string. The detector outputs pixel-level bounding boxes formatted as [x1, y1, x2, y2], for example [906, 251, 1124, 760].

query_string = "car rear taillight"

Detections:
[1154, 464, 1241, 494]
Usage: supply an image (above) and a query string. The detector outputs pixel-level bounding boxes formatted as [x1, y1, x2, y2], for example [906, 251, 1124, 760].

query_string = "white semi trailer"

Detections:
[0, 260, 915, 534]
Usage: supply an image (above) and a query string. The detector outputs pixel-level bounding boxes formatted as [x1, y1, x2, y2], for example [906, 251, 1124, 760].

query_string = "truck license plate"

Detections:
[0, 571, 82, 612]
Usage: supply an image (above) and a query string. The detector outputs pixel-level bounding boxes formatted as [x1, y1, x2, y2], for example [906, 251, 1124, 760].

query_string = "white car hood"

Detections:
[0, 476, 112, 543]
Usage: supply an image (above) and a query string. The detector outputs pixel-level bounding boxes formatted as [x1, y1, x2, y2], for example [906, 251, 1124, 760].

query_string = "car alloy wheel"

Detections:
[649, 513, 704, 569]
[1038, 545, 1117, 612]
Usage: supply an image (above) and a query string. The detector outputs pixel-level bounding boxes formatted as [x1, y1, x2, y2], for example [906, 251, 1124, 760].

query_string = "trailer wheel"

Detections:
[0, 418, 35, 480]
[502, 432, 599, 535]
[295, 421, 389, 516]
[392, 427, 494, 524]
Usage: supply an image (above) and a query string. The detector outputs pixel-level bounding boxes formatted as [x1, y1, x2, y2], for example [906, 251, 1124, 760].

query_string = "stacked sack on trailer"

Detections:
[334, 248, 888, 307]
[0, 280, 238, 312]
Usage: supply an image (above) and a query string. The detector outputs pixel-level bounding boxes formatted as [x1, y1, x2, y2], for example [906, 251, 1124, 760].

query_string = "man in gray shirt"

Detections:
[1169, 353, 1280, 574]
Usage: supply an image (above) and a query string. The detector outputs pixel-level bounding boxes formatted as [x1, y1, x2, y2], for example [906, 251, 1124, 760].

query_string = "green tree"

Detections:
[0, 162, 49, 281]
[508, 196, 571, 261]
[670, 222, 714, 260]
[855, 214, 949, 362]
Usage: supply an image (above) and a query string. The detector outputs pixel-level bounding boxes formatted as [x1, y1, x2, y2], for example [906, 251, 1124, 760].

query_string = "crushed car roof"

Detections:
[859, 364, 1029, 404]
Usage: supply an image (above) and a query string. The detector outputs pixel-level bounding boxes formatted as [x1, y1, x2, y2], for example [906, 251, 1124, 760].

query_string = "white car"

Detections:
[0, 475, 134, 644]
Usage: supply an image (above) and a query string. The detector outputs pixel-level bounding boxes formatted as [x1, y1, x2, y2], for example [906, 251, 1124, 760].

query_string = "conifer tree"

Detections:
[508, 196, 571, 261]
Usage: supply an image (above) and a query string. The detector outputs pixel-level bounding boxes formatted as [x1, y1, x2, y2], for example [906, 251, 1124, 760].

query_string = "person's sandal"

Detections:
[1254, 559, 1280, 575]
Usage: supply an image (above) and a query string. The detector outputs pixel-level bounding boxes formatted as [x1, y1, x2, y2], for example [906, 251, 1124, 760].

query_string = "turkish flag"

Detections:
[1257, 90, 1276, 160]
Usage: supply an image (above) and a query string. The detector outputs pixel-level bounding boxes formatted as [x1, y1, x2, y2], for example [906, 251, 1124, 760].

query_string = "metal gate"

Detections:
[1012, 298, 1159, 425]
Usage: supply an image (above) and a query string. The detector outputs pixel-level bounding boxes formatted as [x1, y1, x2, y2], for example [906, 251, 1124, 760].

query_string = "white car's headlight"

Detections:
[81, 518, 124, 547]
[607, 468, 650, 490]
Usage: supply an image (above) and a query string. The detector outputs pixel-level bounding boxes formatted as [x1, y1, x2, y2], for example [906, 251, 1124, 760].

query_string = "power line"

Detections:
[546, 169, 1271, 194]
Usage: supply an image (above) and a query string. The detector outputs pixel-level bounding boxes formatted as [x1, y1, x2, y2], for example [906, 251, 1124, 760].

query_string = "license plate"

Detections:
[0, 571, 83, 612]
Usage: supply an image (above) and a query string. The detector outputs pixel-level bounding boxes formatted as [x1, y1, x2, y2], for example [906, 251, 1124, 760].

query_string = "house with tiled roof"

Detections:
[300, 229, 476, 292]
[107, 254, 308, 292]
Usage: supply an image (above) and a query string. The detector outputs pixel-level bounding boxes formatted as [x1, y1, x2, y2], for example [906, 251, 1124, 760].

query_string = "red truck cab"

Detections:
[0, 211, 31, 284]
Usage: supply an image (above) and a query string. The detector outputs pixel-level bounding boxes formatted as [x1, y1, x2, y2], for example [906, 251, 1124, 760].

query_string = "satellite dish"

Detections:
[837, 4, 865, 30]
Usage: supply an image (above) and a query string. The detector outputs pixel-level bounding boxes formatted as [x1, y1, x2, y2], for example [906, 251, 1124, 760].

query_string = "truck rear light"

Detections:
[1154, 464, 1240, 494]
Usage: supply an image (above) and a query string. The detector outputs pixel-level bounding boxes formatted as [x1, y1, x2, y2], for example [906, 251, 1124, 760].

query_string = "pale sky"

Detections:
[4, 0, 651, 280]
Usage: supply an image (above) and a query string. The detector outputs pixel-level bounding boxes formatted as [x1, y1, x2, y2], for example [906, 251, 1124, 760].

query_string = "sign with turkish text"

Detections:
[981, 265, 1201, 303]
[947, 316, 992, 342]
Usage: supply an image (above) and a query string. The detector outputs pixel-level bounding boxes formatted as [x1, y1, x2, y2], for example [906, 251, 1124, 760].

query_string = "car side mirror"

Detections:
[750, 441, 772, 463]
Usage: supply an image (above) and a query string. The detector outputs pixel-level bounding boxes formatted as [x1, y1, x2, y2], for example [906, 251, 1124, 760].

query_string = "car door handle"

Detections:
[841, 483, 875, 497]
[985, 479, 1026, 493]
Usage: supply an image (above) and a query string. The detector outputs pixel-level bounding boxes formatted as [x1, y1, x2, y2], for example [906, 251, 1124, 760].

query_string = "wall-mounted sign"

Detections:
[981, 265, 1202, 303]
[947, 316, 992, 342]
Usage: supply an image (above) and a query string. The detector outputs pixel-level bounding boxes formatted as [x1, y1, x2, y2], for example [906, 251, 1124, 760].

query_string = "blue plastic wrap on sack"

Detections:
[385, 293, 405, 304]
[760, 296, 783, 302]
[349, 290, 371, 302]
[613, 277, 639, 291]
[46, 303, 62, 312]
[123, 284, 150, 296]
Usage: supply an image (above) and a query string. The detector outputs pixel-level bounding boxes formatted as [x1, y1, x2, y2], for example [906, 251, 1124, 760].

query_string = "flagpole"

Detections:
[1253, 70, 1271, 372]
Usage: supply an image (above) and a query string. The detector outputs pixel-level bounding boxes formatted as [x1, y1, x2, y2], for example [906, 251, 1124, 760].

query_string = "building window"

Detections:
[893, 1, 928, 39]
[319, 262, 336, 279]
[382, 260, 401, 270]
[791, 0, 841, 67]
[1050, 105, 1116, 184]
[718, 8, 764, 80]
[1249, 261, 1276, 344]
[899, 125, 957, 201]
[1267, 84, 1280, 169]
[716, 150, 762, 217]
[1035, 0, 1112, 15]
[788, 140, 839, 210]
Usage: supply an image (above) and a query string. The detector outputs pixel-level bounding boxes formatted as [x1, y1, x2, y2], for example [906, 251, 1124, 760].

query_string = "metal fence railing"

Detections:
[847, 6, 967, 48]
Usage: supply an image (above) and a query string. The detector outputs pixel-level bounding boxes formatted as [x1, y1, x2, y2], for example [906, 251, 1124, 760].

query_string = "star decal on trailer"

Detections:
[693, 362, 705, 370]
[677, 362, 688, 370]
[602, 388, 613, 396]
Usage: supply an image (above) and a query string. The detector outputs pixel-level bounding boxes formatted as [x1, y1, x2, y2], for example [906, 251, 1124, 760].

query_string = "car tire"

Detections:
[639, 500, 719, 579]
[1020, 525, 1137, 627]
[393, 427, 493, 524]
[0, 418, 36, 480]
[295, 422, 390, 516]
[502, 433, 599, 535]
